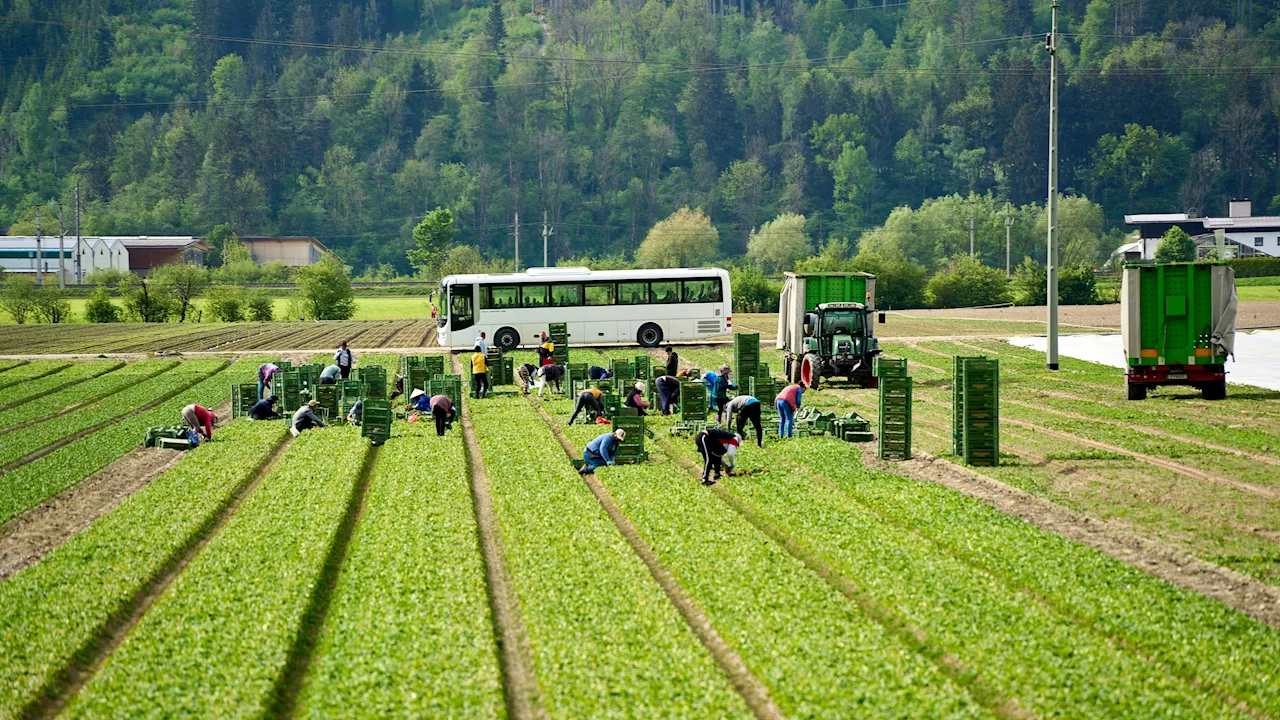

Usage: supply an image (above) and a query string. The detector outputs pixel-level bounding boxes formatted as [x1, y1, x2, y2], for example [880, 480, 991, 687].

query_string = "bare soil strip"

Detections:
[652, 434, 1033, 720]
[452, 356, 548, 720]
[0, 361, 226, 475]
[530, 400, 784, 720]
[268, 444, 380, 719]
[0, 448, 184, 581]
[867, 447, 1280, 628]
[25, 431, 295, 720]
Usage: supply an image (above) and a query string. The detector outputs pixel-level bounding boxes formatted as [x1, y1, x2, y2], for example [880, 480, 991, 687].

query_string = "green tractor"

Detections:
[777, 273, 883, 390]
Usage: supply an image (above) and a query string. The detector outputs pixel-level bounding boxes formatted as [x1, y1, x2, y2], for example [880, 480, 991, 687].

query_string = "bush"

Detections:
[850, 251, 927, 309]
[1153, 227, 1196, 263]
[926, 256, 1009, 309]
[32, 286, 72, 323]
[85, 286, 121, 323]
[205, 284, 245, 322]
[83, 269, 130, 288]
[1059, 264, 1098, 305]
[1226, 257, 1280, 278]
[0, 276, 36, 324]
[729, 267, 781, 313]
[296, 253, 356, 320]
[1010, 257, 1047, 305]
[248, 293, 274, 322]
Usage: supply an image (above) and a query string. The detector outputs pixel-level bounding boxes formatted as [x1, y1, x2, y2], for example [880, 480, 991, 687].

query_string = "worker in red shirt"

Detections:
[181, 403, 217, 441]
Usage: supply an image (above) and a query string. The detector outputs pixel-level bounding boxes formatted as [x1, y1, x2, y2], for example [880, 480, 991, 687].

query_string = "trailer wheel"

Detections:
[1202, 380, 1227, 401]
[801, 354, 821, 391]
[1126, 380, 1147, 401]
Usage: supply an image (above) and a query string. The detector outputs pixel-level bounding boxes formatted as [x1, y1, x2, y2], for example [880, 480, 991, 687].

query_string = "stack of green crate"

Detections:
[565, 362, 588, 397]
[610, 359, 635, 381]
[680, 380, 707, 421]
[633, 355, 651, 380]
[272, 370, 303, 413]
[878, 375, 912, 461]
[874, 357, 908, 378]
[959, 357, 1000, 467]
[360, 398, 392, 444]
[427, 374, 464, 409]
[734, 332, 761, 380]
[230, 384, 259, 419]
[338, 379, 363, 421]
[359, 366, 387, 399]
[277, 360, 292, 371]
[548, 322, 569, 365]
[315, 384, 340, 420]
[610, 414, 649, 464]
[951, 356, 985, 456]
[297, 364, 323, 396]
[407, 366, 431, 397]
[832, 413, 874, 442]
[494, 355, 514, 385]
[747, 376, 777, 402]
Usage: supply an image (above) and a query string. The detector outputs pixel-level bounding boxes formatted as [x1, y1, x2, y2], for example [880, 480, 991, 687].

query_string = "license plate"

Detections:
[1166, 373, 1187, 380]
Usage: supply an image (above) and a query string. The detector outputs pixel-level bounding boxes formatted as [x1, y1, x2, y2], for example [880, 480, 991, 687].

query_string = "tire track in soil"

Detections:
[24, 430, 296, 720]
[650, 434, 1034, 720]
[452, 355, 548, 720]
[768, 446, 1276, 719]
[0, 360, 228, 476]
[268, 443, 380, 719]
[529, 399, 785, 720]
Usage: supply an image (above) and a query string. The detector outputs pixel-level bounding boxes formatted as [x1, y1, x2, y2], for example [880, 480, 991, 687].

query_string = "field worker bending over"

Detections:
[588, 365, 612, 380]
[292, 399, 327, 436]
[654, 375, 681, 415]
[624, 381, 650, 416]
[580, 429, 626, 474]
[695, 427, 739, 485]
[347, 398, 363, 426]
[181, 403, 217, 441]
[430, 394, 456, 436]
[258, 363, 281, 399]
[516, 362, 538, 395]
[535, 363, 564, 397]
[471, 345, 489, 399]
[390, 374, 406, 401]
[335, 341, 356, 379]
[568, 386, 605, 425]
[775, 382, 806, 439]
[726, 394, 764, 447]
[319, 364, 342, 385]
[710, 365, 736, 422]
[248, 395, 281, 421]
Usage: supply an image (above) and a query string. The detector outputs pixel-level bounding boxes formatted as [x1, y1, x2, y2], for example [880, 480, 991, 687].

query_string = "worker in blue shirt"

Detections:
[588, 365, 612, 380]
[319, 364, 342, 385]
[580, 429, 626, 474]
[710, 364, 737, 422]
[248, 395, 281, 421]
[407, 388, 432, 413]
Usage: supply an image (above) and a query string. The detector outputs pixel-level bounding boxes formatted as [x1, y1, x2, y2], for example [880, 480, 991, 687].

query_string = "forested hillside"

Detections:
[2, 0, 1278, 275]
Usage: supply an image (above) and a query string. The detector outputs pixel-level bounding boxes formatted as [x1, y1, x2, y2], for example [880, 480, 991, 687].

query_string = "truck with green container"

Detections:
[776, 272, 884, 389]
[1121, 262, 1237, 400]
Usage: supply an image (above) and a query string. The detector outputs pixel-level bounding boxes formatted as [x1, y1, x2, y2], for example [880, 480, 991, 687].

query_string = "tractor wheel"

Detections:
[1202, 380, 1227, 401]
[1126, 379, 1147, 401]
[801, 354, 821, 391]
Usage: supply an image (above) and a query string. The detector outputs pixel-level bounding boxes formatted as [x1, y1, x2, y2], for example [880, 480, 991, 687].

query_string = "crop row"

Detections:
[0, 360, 122, 410]
[0, 360, 71, 391]
[468, 394, 750, 718]
[0, 359, 26, 374]
[550, 416, 988, 718]
[0, 358, 249, 525]
[0, 419, 290, 719]
[0, 358, 223, 470]
[63, 427, 372, 718]
[295, 421, 504, 717]
[0, 359, 178, 431]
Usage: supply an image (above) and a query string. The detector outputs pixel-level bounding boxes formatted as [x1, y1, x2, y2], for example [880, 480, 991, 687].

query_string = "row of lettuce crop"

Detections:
[295, 421, 505, 717]
[63, 427, 372, 718]
[0, 360, 122, 410]
[0, 360, 70, 391]
[0, 358, 246, 524]
[0, 358, 222, 468]
[468, 394, 750, 718]
[0, 419, 290, 719]
[0, 359, 26, 374]
[0, 359, 175, 431]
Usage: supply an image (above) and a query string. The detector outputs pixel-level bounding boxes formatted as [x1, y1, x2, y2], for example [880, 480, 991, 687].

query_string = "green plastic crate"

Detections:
[633, 356, 652, 380]
[359, 366, 388, 399]
[361, 399, 393, 444]
[874, 357, 908, 378]
[231, 384, 259, 419]
[680, 381, 707, 421]
[960, 357, 1000, 466]
[272, 371, 302, 413]
[877, 376, 912, 461]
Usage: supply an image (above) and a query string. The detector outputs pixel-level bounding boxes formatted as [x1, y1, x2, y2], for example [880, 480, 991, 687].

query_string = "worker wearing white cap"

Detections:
[624, 380, 650, 416]
[581, 428, 625, 474]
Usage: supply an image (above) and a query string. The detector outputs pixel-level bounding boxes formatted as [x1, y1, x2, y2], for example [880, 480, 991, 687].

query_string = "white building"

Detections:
[79, 237, 130, 275]
[1125, 201, 1280, 260]
[0, 237, 81, 279]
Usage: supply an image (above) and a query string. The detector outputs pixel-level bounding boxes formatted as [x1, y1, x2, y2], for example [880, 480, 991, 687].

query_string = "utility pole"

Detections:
[1045, 2, 1061, 371]
[968, 207, 976, 256]
[57, 202, 66, 289]
[513, 210, 520, 271]
[542, 209, 552, 267]
[35, 206, 43, 287]
[1004, 201, 1014, 276]
[75, 181, 83, 283]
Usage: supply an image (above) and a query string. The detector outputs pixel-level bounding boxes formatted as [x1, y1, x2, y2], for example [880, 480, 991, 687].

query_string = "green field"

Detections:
[0, 297, 431, 325]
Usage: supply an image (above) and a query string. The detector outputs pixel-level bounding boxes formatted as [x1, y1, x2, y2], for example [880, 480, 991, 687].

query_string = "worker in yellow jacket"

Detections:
[471, 345, 489, 399]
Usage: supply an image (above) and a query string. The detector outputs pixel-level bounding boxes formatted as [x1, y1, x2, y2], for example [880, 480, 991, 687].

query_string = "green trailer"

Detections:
[776, 272, 884, 389]
[1121, 262, 1236, 400]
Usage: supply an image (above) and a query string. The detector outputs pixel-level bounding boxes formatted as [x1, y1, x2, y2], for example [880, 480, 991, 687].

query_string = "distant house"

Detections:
[0, 237, 77, 278]
[80, 237, 129, 274]
[237, 236, 328, 266]
[106, 236, 212, 273]
[1125, 201, 1280, 260]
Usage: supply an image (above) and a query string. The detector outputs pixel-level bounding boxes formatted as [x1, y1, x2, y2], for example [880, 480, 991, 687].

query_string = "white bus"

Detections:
[437, 267, 732, 350]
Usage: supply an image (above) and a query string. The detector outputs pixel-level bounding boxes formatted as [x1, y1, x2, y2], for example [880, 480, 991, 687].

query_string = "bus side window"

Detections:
[552, 284, 583, 306]
[522, 285, 550, 307]
[651, 281, 680, 303]
[451, 285, 475, 331]
[585, 283, 615, 306]
[619, 282, 647, 305]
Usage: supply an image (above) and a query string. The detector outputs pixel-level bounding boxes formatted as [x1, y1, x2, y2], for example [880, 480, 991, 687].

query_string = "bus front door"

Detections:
[450, 284, 475, 335]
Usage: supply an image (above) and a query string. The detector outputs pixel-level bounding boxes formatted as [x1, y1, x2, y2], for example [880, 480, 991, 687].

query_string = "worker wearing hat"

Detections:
[291, 398, 327, 436]
[407, 388, 432, 413]
[581, 428, 625, 474]
[624, 380, 650, 416]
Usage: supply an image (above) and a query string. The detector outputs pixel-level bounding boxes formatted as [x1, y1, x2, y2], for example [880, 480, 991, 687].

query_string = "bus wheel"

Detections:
[637, 323, 663, 348]
[495, 327, 521, 351]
